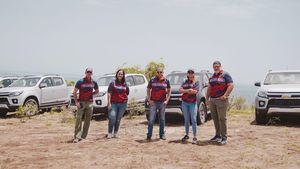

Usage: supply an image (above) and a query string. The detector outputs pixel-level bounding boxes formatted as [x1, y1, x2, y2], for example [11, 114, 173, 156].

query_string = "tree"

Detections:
[144, 61, 165, 80]
[119, 65, 145, 74]
[65, 80, 75, 86]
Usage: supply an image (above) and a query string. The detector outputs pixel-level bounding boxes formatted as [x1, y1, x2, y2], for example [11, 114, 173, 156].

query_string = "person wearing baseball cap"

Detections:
[206, 61, 234, 145]
[72, 68, 99, 143]
[179, 69, 200, 144]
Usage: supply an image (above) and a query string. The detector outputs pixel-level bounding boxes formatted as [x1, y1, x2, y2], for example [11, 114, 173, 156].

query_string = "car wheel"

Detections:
[0, 111, 8, 117]
[255, 109, 269, 125]
[197, 101, 207, 125]
[23, 98, 39, 116]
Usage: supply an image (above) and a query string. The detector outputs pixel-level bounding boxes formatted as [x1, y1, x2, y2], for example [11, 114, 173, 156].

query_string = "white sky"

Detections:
[0, 0, 299, 84]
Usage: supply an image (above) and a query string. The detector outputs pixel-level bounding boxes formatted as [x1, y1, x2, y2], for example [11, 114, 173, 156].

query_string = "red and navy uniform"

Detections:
[108, 80, 130, 103]
[147, 77, 171, 102]
[75, 78, 99, 102]
[209, 71, 233, 98]
[181, 80, 200, 103]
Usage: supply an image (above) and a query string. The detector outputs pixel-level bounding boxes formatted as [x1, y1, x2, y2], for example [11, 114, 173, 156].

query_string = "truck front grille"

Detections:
[268, 99, 300, 108]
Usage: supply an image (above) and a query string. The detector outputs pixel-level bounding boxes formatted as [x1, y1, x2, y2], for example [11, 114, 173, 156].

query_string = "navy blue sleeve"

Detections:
[194, 81, 200, 91]
[75, 80, 81, 89]
[224, 72, 233, 84]
[93, 80, 99, 90]
[166, 79, 171, 89]
[126, 84, 130, 95]
[108, 81, 114, 93]
[147, 79, 153, 89]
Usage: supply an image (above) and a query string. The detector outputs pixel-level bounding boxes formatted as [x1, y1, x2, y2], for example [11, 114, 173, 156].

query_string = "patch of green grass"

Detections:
[228, 109, 254, 116]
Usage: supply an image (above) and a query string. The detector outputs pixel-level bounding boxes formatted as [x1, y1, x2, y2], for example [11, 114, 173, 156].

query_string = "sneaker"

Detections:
[160, 135, 166, 140]
[181, 135, 189, 142]
[72, 138, 81, 143]
[210, 135, 222, 142]
[107, 133, 112, 139]
[219, 138, 227, 145]
[192, 137, 197, 144]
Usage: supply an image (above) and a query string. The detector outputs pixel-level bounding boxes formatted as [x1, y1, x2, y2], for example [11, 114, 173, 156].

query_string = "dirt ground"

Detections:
[0, 109, 299, 169]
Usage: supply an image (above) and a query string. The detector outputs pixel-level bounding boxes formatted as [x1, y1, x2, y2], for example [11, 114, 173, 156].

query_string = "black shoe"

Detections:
[181, 135, 189, 142]
[210, 135, 222, 142]
[146, 136, 151, 141]
[192, 137, 197, 144]
[160, 135, 166, 140]
[219, 138, 227, 145]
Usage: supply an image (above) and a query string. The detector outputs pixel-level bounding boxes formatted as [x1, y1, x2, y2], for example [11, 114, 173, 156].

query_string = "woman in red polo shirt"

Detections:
[107, 69, 129, 139]
[179, 69, 199, 144]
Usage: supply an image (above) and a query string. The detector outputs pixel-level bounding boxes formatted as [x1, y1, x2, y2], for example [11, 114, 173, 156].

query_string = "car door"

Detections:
[125, 76, 136, 102]
[40, 77, 56, 105]
[132, 75, 147, 103]
[52, 77, 68, 102]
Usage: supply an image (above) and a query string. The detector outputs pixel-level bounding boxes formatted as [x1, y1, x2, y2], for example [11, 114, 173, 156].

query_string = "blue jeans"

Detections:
[147, 101, 166, 138]
[181, 101, 197, 136]
[108, 102, 127, 134]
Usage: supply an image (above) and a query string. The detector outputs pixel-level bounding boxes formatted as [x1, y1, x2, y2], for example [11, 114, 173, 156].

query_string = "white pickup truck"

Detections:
[254, 70, 300, 124]
[0, 75, 70, 117]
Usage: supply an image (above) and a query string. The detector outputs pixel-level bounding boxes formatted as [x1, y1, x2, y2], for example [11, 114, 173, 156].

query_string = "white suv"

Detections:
[0, 75, 70, 117]
[93, 73, 148, 116]
[254, 70, 300, 124]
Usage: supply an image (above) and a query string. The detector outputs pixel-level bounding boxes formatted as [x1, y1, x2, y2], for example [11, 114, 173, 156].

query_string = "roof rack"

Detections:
[170, 71, 183, 74]
[42, 74, 61, 77]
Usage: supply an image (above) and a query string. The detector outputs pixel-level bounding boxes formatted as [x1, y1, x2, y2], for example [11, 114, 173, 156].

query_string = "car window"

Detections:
[53, 77, 64, 86]
[133, 75, 145, 85]
[167, 73, 201, 85]
[11, 78, 41, 87]
[41, 77, 53, 87]
[264, 72, 300, 85]
[1, 79, 12, 87]
[97, 76, 115, 86]
[126, 76, 135, 86]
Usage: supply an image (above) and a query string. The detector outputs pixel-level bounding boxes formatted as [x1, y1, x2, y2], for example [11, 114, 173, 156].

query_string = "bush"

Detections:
[127, 98, 145, 119]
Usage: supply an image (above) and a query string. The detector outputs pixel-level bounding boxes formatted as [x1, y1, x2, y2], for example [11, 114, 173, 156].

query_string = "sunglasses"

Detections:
[157, 71, 163, 74]
[86, 71, 93, 74]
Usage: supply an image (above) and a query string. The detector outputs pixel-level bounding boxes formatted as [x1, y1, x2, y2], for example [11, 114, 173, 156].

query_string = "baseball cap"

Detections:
[85, 68, 93, 73]
[213, 61, 221, 66]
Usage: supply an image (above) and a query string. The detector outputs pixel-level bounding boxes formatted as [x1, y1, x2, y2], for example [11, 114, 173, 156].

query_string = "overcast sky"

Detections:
[0, 0, 299, 84]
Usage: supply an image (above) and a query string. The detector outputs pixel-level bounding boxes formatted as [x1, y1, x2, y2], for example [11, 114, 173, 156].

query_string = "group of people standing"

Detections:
[72, 61, 234, 145]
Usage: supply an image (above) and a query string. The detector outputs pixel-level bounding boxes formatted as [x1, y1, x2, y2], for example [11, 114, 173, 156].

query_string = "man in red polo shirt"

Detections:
[206, 61, 234, 145]
[73, 68, 99, 143]
[146, 67, 171, 141]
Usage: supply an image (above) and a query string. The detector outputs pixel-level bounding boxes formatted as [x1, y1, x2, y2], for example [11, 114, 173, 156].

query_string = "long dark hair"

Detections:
[115, 69, 126, 84]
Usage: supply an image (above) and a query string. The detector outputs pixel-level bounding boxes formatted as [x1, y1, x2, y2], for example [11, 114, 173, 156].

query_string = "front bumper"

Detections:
[256, 96, 300, 115]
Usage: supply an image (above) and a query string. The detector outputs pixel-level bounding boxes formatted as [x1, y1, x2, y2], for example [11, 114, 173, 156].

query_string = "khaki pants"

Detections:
[74, 101, 93, 139]
[209, 98, 229, 139]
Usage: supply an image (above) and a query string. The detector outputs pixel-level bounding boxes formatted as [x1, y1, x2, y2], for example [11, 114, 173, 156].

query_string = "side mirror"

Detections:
[254, 82, 261, 87]
[39, 83, 47, 88]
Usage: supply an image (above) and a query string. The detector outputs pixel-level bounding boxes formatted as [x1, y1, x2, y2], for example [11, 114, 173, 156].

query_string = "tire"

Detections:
[23, 98, 39, 116]
[255, 109, 268, 125]
[197, 101, 207, 125]
[0, 111, 8, 117]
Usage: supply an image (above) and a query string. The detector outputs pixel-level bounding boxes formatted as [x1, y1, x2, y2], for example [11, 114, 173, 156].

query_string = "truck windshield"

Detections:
[97, 76, 115, 86]
[264, 72, 300, 85]
[166, 74, 201, 85]
[10, 78, 41, 87]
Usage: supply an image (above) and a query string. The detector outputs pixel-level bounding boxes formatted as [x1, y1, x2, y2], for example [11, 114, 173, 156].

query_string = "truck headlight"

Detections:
[9, 91, 23, 97]
[94, 92, 106, 97]
[258, 91, 268, 99]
